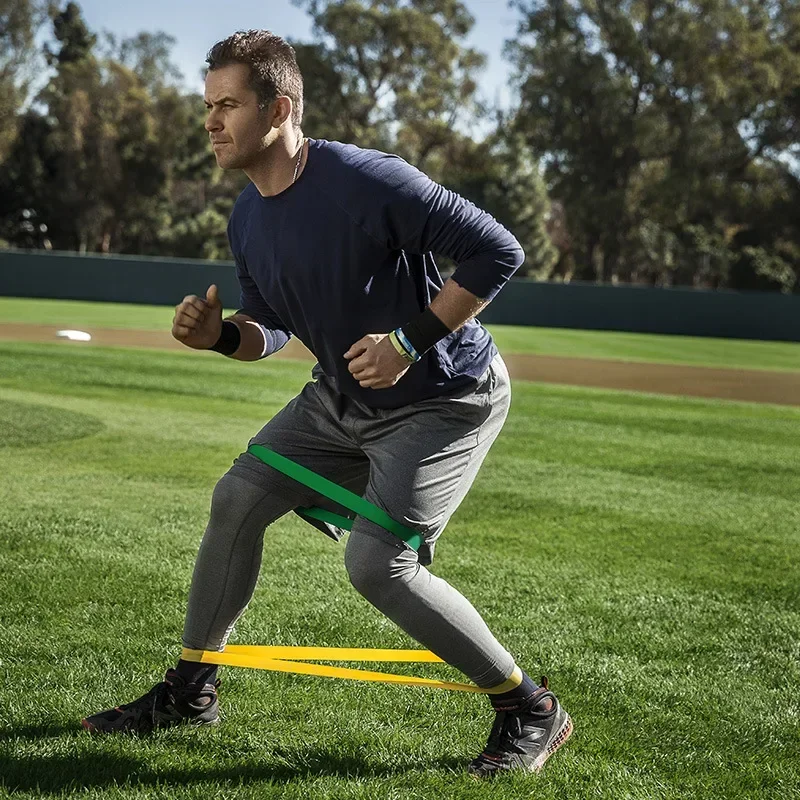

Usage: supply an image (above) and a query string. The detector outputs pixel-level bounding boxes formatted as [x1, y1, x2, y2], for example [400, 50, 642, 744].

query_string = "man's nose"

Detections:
[205, 111, 221, 132]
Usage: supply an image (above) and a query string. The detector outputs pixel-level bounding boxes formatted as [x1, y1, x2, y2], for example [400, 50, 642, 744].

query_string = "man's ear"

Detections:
[270, 96, 293, 129]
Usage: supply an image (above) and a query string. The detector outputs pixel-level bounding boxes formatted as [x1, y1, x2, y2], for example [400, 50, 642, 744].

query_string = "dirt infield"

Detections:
[1, 322, 798, 406]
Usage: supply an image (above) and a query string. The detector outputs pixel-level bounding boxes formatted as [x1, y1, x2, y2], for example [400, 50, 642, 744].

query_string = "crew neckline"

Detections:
[257, 137, 317, 200]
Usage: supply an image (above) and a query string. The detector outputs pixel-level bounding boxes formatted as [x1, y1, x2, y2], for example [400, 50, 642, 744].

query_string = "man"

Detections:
[82, 30, 572, 777]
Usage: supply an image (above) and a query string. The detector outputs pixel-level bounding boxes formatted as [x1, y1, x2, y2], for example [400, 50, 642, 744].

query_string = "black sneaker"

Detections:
[468, 677, 572, 777]
[81, 668, 220, 734]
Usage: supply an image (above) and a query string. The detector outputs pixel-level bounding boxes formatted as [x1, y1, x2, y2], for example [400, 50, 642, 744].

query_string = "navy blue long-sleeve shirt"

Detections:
[228, 138, 525, 409]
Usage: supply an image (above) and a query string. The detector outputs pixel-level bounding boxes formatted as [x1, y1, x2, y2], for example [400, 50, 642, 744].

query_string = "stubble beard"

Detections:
[216, 136, 270, 172]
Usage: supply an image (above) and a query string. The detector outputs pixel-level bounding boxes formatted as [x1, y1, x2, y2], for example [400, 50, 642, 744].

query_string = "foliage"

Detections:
[508, 0, 800, 291]
[44, 0, 94, 64]
[431, 131, 558, 277]
[292, 0, 486, 172]
[0, 3, 243, 255]
[1, 0, 799, 293]
[0, 0, 51, 162]
[291, 1, 558, 276]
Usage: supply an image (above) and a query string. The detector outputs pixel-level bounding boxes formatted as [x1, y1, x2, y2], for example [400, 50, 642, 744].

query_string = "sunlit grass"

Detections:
[1, 340, 798, 798]
[2, 296, 798, 372]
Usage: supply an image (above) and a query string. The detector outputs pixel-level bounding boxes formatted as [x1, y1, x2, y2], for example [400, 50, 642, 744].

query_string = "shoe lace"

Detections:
[483, 709, 525, 758]
[118, 679, 174, 730]
[145, 675, 217, 722]
[149, 681, 173, 726]
[485, 711, 506, 754]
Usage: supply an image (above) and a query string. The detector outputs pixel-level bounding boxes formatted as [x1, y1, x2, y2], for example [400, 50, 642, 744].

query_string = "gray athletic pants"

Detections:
[182, 354, 517, 688]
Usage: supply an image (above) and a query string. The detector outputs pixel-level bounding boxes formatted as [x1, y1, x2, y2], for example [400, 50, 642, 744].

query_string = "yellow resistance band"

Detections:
[182, 645, 522, 695]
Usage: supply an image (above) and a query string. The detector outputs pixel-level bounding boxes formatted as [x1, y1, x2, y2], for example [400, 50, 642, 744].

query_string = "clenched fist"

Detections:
[344, 333, 411, 389]
[172, 284, 223, 349]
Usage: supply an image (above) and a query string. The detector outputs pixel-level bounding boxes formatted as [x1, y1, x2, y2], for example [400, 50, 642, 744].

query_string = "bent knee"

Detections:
[208, 471, 286, 531]
[209, 473, 253, 518]
[344, 529, 419, 601]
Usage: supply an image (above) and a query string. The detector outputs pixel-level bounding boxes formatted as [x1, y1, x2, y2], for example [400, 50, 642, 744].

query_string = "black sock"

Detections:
[175, 658, 218, 687]
[490, 671, 540, 710]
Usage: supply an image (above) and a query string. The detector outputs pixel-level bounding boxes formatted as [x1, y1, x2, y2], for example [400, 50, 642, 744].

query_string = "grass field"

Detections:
[2, 296, 799, 372]
[1, 302, 799, 799]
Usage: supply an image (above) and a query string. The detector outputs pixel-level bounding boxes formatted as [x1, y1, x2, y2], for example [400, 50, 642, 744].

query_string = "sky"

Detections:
[73, 0, 521, 109]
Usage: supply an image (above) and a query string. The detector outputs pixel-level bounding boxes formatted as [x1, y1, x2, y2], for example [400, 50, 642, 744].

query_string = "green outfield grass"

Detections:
[2, 296, 798, 372]
[1, 339, 798, 800]
[0, 296, 181, 329]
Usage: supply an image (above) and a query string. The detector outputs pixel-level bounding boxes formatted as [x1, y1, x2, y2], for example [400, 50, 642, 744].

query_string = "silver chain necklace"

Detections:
[292, 138, 305, 184]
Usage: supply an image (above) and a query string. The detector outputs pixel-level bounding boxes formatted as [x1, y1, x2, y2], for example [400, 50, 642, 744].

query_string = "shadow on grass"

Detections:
[0, 740, 465, 794]
[0, 722, 79, 742]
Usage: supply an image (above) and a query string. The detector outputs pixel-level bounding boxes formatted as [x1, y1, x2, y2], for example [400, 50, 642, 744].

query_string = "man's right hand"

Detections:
[172, 284, 224, 349]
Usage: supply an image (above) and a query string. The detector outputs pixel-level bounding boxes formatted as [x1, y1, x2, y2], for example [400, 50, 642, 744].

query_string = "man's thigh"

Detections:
[228, 374, 370, 507]
[359, 354, 511, 562]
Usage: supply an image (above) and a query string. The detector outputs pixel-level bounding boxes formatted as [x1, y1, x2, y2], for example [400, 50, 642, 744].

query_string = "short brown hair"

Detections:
[206, 30, 304, 127]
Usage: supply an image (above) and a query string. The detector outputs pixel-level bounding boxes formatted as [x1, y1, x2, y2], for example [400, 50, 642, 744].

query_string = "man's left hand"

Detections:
[344, 334, 411, 389]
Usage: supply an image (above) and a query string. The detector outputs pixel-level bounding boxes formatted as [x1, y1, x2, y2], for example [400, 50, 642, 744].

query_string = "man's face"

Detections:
[204, 63, 273, 170]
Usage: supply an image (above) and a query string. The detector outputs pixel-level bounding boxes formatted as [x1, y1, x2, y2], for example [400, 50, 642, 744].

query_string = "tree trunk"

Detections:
[574, 234, 599, 282]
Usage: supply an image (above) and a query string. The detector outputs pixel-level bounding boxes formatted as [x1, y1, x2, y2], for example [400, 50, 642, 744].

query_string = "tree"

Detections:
[104, 30, 184, 92]
[508, 0, 800, 290]
[0, 0, 50, 162]
[0, 1, 247, 258]
[1, 0, 559, 268]
[441, 131, 557, 277]
[0, 110, 55, 246]
[291, 0, 556, 275]
[44, 0, 95, 65]
[291, 0, 487, 175]
[488, 134, 558, 278]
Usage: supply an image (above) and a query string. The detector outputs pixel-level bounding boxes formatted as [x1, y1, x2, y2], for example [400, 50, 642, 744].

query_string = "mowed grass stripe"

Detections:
[2, 296, 798, 372]
[1, 343, 799, 799]
[0, 296, 181, 330]
[492, 323, 800, 372]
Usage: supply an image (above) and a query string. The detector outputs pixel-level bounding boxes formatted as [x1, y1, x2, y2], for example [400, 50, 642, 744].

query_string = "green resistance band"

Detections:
[247, 444, 424, 552]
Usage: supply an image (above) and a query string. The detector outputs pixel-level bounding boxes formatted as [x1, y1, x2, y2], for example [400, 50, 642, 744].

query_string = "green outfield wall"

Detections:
[1, 249, 798, 342]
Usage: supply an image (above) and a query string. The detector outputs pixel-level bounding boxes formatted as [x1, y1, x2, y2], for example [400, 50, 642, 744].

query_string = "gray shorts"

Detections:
[228, 353, 511, 565]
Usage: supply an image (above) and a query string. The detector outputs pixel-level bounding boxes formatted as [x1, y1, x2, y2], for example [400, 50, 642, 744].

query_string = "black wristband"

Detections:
[209, 319, 241, 356]
[401, 307, 452, 356]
